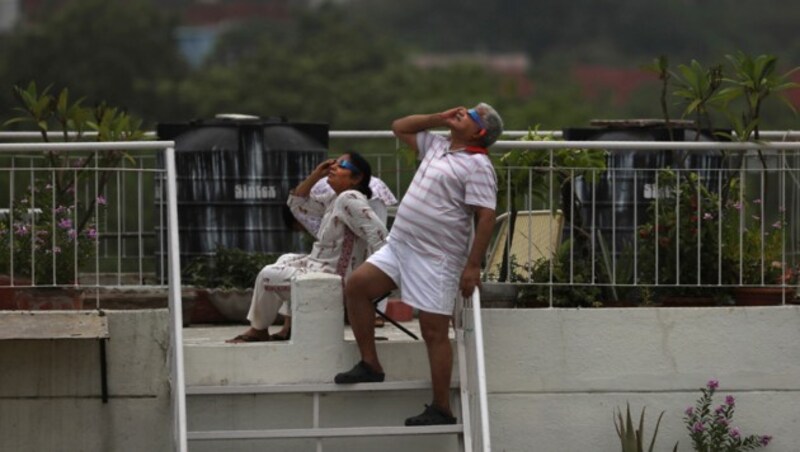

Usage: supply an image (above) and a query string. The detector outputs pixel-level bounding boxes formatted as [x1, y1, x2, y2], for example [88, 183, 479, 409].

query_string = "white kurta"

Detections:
[246, 189, 388, 329]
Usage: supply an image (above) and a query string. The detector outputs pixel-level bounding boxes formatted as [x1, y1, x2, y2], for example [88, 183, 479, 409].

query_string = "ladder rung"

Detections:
[188, 424, 464, 440]
[187, 379, 460, 395]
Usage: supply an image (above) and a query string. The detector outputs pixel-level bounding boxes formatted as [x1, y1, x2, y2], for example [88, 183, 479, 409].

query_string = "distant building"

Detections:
[0, 0, 20, 33]
[176, 0, 294, 67]
[572, 65, 656, 106]
[411, 52, 534, 98]
[9, 0, 300, 67]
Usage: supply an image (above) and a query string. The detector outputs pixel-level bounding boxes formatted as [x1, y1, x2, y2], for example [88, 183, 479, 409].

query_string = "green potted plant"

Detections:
[182, 245, 277, 322]
[633, 52, 799, 306]
[718, 179, 797, 304]
[0, 82, 143, 309]
[514, 239, 603, 308]
[636, 170, 730, 306]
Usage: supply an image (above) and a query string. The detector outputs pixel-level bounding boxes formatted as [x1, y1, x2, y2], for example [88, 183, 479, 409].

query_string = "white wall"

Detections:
[4, 283, 798, 451]
[0, 309, 172, 452]
[484, 307, 800, 451]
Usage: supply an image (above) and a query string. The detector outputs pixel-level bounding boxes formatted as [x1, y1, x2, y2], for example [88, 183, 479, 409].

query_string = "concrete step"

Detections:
[186, 379, 459, 395]
[186, 381, 465, 452]
[188, 424, 464, 440]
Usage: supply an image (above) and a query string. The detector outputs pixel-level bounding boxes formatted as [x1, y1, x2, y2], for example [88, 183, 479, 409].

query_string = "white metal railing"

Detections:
[6, 132, 800, 303]
[479, 140, 800, 308]
[454, 290, 491, 451]
[0, 140, 188, 452]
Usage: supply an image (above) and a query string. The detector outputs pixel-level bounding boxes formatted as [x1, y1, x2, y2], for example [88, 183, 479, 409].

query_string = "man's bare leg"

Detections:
[419, 310, 453, 415]
[343, 262, 396, 373]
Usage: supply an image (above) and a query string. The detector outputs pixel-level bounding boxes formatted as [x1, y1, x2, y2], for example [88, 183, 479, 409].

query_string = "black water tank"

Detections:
[156, 116, 328, 265]
[563, 121, 724, 255]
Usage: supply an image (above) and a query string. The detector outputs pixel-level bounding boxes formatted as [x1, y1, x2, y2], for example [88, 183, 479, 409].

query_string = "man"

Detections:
[334, 103, 503, 426]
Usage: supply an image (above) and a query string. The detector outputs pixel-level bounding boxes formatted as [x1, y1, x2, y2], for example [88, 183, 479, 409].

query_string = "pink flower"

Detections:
[68, 229, 77, 240]
[14, 224, 29, 236]
[96, 195, 107, 206]
[703, 212, 714, 220]
[725, 395, 735, 406]
[57, 218, 72, 229]
[760, 435, 772, 446]
[684, 406, 693, 416]
[730, 427, 741, 439]
[772, 221, 782, 229]
[692, 421, 705, 433]
[87, 228, 98, 240]
[707, 379, 719, 390]
[733, 201, 742, 210]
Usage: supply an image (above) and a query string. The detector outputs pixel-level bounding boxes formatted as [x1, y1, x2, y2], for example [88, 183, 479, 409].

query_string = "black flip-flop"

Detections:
[334, 361, 385, 384]
[405, 404, 457, 426]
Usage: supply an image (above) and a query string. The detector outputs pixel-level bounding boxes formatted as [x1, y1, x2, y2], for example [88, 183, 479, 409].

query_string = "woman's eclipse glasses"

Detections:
[336, 159, 360, 174]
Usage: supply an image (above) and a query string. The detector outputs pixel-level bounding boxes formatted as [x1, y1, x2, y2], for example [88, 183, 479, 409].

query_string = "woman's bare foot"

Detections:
[269, 317, 291, 341]
[226, 327, 272, 343]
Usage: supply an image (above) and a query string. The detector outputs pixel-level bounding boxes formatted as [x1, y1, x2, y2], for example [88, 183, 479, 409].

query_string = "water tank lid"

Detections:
[214, 113, 261, 121]
[589, 118, 695, 128]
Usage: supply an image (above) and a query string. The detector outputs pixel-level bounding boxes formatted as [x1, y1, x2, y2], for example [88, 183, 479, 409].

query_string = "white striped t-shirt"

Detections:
[389, 132, 497, 262]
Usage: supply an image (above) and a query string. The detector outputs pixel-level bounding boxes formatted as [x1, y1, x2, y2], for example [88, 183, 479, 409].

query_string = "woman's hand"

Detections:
[294, 159, 335, 197]
[311, 159, 336, 180]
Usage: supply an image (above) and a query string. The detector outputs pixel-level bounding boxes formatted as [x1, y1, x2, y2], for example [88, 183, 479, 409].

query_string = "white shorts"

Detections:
[367, 240, 461, 316]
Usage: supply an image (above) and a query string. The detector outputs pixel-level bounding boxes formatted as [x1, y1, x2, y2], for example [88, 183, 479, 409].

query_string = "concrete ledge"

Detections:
[0, 310, 109, 339]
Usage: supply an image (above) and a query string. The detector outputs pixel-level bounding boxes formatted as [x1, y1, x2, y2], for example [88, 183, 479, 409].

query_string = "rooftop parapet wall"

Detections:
[484, 307, 800, 451]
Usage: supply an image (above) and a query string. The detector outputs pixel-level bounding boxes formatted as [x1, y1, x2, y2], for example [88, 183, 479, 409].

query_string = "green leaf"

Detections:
[1, 117, 31, 128]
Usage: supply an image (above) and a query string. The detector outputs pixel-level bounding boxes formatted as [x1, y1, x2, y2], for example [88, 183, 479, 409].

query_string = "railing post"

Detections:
[165, 145, 188, 452]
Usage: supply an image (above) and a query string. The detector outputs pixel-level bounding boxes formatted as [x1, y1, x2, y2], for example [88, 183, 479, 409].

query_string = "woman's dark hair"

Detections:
[345, 151, 372, 199]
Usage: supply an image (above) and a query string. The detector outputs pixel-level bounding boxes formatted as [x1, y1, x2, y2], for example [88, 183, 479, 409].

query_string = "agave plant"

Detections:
[614, 403, 678, 452]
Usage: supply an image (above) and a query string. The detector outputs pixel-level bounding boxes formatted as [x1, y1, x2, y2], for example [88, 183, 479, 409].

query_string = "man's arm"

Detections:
[391, 107, 461, 151]
[459, 206, 496, 298]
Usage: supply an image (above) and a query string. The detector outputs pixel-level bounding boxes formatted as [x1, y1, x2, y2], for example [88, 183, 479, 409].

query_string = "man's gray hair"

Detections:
[475, 102, 504, 147]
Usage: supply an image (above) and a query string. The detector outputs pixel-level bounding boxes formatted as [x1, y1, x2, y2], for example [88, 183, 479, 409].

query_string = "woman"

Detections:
[228, 152, 387, 343]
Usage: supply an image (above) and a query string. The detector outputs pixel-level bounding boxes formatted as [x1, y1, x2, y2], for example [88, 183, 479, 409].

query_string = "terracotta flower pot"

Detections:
[733, 287, 795, 306]
[13, 287, 85, 310]
[206, 288, 254, 323]
[658, 296, 719, 308]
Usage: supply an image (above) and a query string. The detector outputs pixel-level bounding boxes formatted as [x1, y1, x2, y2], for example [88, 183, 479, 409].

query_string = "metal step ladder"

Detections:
[180, 291, 490, 452]
[186, 380, 465, 446]
[175, 291, 491, 452]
